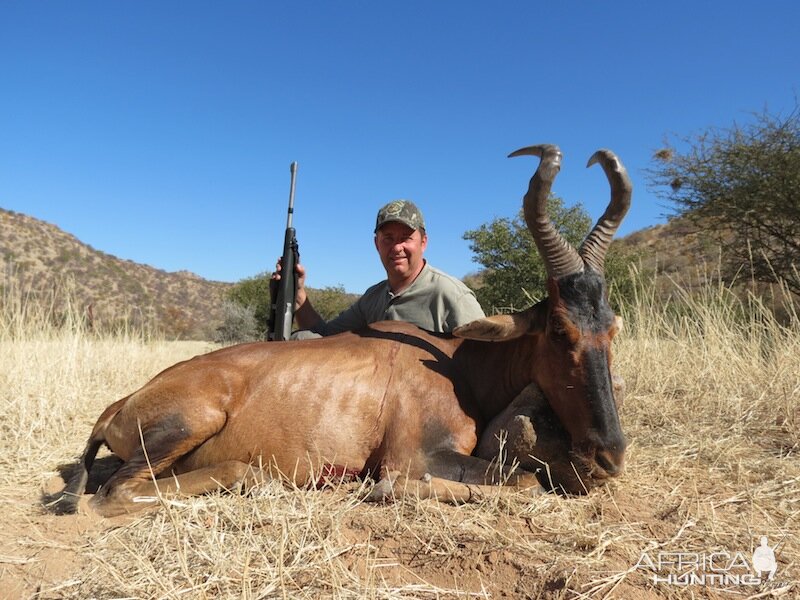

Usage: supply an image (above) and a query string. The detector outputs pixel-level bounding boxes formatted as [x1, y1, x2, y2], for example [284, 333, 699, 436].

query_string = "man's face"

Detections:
[374, 222, 428, 283]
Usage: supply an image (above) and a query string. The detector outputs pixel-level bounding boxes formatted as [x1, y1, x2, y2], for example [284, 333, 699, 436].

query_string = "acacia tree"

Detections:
[463, 197, 591, 313]
[215, 300, 259, 344]
[226, 272, 271, 335]
[225, 273, 354, 338]
[648, 105, 800, 295]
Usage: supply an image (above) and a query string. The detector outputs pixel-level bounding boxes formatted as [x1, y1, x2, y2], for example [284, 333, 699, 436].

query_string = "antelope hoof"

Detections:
[364, 478, 396, 503]
[76, 494, 104, 519]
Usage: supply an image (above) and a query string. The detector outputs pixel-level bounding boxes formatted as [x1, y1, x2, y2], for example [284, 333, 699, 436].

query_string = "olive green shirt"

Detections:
[309, 262, 485, 336]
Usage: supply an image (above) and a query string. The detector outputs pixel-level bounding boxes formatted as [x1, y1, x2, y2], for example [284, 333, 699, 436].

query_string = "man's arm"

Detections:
[274, 259, 368, 336]
[312, 298, 369, 336]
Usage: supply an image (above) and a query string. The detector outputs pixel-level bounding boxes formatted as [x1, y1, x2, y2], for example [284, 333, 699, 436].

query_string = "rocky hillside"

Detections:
[1, 207, 231, 339]
[618, 216, 721, 277]
[616, 215, 760, 294]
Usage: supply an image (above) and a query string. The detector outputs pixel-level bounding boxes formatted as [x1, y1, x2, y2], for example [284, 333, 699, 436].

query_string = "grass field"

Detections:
[1, 273, 798, 599]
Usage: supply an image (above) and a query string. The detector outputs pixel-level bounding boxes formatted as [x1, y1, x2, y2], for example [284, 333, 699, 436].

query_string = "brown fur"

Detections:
[60, 321, 547, 516]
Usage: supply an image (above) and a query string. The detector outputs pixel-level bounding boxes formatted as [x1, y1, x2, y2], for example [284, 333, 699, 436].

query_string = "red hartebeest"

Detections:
[54, 144, 631, 517]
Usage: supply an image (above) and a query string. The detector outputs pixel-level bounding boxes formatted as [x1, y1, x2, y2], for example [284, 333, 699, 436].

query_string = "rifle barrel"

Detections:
[286, 162, 298, 228]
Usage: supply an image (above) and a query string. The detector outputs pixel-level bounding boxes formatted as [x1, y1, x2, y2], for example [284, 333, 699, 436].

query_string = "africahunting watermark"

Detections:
[634, 536, 789, 587]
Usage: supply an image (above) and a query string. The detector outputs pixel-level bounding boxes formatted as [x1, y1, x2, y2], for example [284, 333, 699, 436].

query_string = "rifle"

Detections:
[268, 162, 299, 341]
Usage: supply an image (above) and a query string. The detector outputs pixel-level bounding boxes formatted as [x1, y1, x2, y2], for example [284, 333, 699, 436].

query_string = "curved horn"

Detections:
[580, 149, 632, 274]
[509, 144, 584, 280]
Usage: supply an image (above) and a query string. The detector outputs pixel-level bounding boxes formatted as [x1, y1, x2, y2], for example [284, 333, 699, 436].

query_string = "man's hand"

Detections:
[273, 257, 307, 311]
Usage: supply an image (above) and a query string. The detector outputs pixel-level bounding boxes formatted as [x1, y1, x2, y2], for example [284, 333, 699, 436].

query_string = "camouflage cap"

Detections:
[374, 200, 426, 233]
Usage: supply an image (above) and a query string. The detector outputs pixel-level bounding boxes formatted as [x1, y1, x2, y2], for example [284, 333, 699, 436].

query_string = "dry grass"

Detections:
[1, 272, 798, 599]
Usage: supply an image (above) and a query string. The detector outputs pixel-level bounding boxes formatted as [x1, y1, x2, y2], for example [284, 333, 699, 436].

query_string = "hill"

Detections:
[617, 215, 784, 297]
[618, 216, 720, 278]
[1, 207, 231, 339]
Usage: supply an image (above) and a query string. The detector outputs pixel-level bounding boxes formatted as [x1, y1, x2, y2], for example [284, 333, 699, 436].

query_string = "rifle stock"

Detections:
[268, 162, 299, 341]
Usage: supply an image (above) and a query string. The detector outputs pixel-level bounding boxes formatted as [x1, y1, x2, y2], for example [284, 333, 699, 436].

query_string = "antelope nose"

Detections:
[595, 448, 625, 477]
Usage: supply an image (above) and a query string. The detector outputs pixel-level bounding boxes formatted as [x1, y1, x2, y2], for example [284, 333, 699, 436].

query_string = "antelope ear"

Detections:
[453, 312, 536, 341]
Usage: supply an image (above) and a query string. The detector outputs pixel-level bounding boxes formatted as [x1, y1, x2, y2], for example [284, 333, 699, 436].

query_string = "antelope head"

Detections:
[457, 144, 631, 491]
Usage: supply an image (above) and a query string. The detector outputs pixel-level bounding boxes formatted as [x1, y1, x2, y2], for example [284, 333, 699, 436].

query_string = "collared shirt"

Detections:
[310, 262, 485, 336]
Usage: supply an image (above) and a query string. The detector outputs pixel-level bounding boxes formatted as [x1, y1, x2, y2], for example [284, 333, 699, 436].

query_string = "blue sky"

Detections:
[2, 2, 798, 293]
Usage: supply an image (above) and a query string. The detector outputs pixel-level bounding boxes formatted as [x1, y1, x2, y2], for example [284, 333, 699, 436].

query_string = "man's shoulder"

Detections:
[357, 280, 390, 309]
[423, 264, 473, 294]
[362, 279, 389, 298]
[417, 263, 486, 324]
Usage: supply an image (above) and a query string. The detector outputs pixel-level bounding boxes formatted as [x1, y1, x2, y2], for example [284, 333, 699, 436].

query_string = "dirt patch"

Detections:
[1, 499, 95, 599]
[2, 467, 138, 599]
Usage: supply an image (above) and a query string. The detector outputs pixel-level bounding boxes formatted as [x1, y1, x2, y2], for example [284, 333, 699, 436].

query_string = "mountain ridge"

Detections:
[1, 207, 231, 339]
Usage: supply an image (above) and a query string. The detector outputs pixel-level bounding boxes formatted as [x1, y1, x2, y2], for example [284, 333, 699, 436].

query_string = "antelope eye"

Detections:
[550, 316, 581, 345]
[549, 318, 570, 340]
